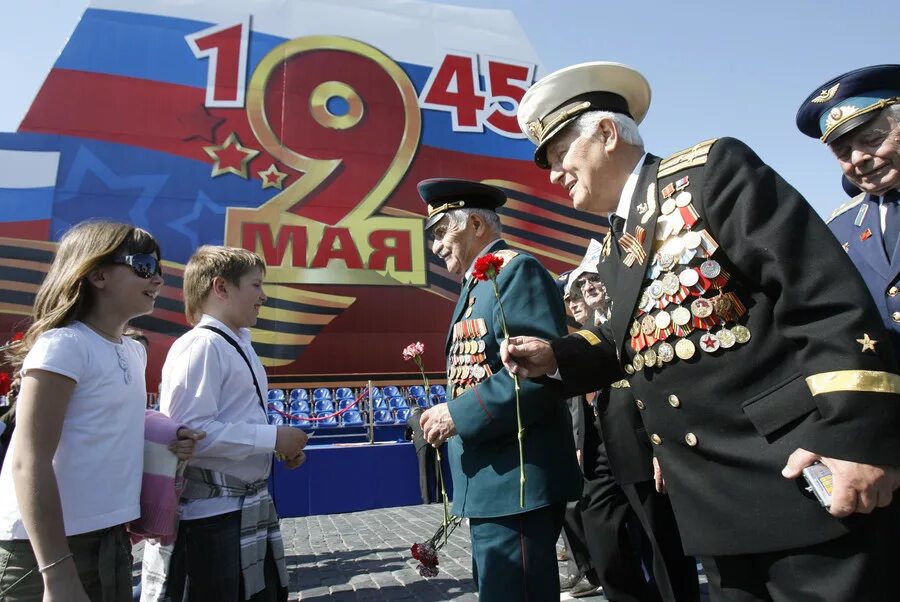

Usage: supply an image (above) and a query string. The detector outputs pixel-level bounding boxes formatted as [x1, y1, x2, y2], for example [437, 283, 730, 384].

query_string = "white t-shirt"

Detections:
[0, 322, 146, 539]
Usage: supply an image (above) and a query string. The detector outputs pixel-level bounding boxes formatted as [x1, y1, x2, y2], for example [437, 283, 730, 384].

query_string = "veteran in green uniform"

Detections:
[417, 178, 582, 601]
[503, 62, 900, 601]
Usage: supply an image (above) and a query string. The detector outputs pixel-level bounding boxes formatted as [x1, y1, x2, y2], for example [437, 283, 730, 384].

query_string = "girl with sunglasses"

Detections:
[0, 221, 194, 601]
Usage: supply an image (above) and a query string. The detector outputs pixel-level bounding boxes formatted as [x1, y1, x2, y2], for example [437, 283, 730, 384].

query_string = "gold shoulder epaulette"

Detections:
[494, 249, 520, 264]
[657, 138, 719, 179]
[827, 192, 866, 224]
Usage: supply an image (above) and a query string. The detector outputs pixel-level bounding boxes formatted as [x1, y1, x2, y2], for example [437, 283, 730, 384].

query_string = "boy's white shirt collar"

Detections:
[198, 313, 252, 345]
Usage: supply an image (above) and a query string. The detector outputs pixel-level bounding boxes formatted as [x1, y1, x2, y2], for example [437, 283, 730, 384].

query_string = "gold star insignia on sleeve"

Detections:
[258, 163, 288, 190]
[203, 132, 260, 179]
[856, 333, 877, 353]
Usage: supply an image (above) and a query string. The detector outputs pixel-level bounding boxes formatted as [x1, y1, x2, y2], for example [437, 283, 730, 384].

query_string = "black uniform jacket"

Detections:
[550, 137, 900, 556]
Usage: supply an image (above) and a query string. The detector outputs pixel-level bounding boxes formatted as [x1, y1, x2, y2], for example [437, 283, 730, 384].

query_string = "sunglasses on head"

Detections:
[111, 253, 162, 279]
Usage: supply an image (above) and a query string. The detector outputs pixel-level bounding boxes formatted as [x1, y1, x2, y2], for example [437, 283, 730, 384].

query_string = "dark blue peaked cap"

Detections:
[417, 178, 506, 230]
[796, 64, 900, 144]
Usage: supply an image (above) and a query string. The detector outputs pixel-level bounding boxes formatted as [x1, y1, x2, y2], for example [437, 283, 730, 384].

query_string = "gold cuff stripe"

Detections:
[805, 370, 900, 396]
[574, 329, 601, 346]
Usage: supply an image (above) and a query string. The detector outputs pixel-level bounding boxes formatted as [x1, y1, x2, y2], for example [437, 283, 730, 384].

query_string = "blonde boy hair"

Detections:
[183, 245, 266, 325]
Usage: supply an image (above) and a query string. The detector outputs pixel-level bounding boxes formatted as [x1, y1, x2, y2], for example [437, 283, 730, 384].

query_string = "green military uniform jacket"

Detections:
[551, 138, 900, 555]
[446, 240, 583, 518]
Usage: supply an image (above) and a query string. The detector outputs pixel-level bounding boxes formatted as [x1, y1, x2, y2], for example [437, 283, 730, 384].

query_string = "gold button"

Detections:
[667, 394, 681, 408]
[650, 434, 662, 445]
[684, 432, 698, 447]
[889, 286, 899, 297]
[636, 399, 646, 410]
[893, 312, 900, 323]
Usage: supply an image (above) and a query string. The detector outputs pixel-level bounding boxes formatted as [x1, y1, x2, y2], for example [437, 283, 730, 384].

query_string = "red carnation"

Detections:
[0, 372, 11, 397]
[471, 253, 504, 282]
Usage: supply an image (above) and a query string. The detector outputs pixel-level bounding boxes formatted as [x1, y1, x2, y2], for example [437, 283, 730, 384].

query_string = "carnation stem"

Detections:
[490, 279, 526, 508]
[415, 356, 450, 542]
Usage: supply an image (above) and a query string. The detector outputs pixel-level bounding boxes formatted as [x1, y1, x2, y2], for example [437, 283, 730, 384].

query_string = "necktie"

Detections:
[609, 214, 626, 240]
[883, 191, 900, 258]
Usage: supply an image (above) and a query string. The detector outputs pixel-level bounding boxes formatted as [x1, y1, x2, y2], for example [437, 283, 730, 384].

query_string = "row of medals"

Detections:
[447, 316, 493, 397]
[625, 176, 751, 375]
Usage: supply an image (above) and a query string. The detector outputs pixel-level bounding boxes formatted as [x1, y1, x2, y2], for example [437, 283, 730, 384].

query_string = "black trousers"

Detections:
[561, 498, 595, 578]
[622, 480, 699, 602]
[166, 511, 285, 602]
[701, 503, 900, 602]
[581, 468, 657, 602]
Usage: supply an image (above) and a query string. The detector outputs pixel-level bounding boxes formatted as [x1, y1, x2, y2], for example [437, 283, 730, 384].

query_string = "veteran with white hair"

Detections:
[503, 61, 900, 601]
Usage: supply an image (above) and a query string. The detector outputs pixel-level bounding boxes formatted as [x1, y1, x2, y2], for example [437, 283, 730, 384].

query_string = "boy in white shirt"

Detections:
[150, 246, 308, 602]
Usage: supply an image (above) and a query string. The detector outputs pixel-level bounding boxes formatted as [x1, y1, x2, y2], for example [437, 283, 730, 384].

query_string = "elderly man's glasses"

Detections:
[576, 274, 603, 291]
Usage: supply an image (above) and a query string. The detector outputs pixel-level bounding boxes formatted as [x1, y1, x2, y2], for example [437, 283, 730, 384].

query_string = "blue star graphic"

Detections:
[168, 191, 226, 251]
[54, 145, 169, 237]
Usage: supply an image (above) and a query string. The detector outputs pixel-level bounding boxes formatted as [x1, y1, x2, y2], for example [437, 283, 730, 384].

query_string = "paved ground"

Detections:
[135, 504, 708, 600]
[276, 504, 708, 601]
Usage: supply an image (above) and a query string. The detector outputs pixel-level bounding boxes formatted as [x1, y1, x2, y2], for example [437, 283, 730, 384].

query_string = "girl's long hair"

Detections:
[2, 221, 160, 402]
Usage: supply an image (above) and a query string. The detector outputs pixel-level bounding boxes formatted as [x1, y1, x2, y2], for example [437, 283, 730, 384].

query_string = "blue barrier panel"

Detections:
[272, 441, 426, 517]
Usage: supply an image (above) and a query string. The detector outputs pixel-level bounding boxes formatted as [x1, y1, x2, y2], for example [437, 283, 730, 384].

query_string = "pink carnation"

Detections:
[402, 341, 425, 361]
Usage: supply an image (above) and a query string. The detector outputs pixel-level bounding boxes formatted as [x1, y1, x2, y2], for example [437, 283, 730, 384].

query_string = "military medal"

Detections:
[732, 325, 751, 344]
[641, 314, 656, 336]
[700, 260, 721, 279]
[671, 306, 691, 326]
[675, 338, 696, 360]
[472, 364, 486, 380]
[683, 231, 701, 250]
[643, 348, 658, 368]
[657, 252, 676, 272]
[477, 340, 486, 353]
[860, 228, 873, 241]
[657, 341, 675, 362]
[679, 267, 699, 288]
[649, 280, 664, 299]
[661, 198, 677, 215]
[630, 320, 641, 337]
[691, 298, 713, 319]
[717, 328, 737, 349]
[655, 311, 672, 330]
[699, 332, 720, 352]
[464, 296, 475, 318]
[661, 272, 681, 296]
[632, 353, 645, 371]
[675, 191, 692, 207]
[624, 363, 635, 375]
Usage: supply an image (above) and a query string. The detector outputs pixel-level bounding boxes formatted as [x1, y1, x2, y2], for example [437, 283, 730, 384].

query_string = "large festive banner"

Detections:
[0, 0, 606, 388]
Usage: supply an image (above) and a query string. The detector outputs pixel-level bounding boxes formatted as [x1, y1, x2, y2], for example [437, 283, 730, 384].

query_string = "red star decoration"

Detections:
[258, 163, 288, 190]
[203, 132, 260, 179]
[177, 105, 225, 142]
[700, 335, 718, 350]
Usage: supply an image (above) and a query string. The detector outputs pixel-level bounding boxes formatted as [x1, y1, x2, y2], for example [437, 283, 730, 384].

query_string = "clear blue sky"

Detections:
[1, 0, 896, 218]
